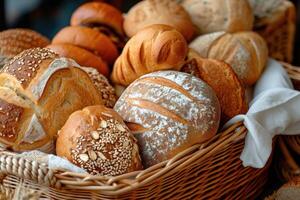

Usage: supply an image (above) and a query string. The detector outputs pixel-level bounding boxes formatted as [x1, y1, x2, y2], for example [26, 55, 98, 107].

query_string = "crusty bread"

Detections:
[56, 105, 143, 176]
[190, 31, 268, 86]
[52, 26, 118, 65]
[0, 48, 102, 152]
[124, 0, 195, 41]
[114, 71, 220, 167]
[46, 43, 109, 77]
[181, 0, 253, 34]
[0, 28, 50, 68]
[182, 49, 247, 123]
[111, 24, 188, 86]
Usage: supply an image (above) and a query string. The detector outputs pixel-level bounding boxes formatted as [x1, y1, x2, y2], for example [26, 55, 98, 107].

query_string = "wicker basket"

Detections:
[254, 0, 296, 63]
[0, 63, 298, 199]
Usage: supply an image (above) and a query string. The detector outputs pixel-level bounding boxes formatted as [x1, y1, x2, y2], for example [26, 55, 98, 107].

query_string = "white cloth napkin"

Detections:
[224, 59, 300, 168]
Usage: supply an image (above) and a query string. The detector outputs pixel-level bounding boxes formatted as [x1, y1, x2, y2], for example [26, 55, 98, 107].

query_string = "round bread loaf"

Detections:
[82, 67, 117, 108]
[111, 24, 188, 86]
[182, 49, 247, 123]
[181, 0, 253, 34]
[190, 31, 268, 86]
[0, 28, 50, 67]
[124, 0, 195, 41]
[56, 105, 143, 176]
[114, 71, 220, 167]
[52, 26, 118, 65]
[46, 43, 109, 77]
[0, 48, 102, 152]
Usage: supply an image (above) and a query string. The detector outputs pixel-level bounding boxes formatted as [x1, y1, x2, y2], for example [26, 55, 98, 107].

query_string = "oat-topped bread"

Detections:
[0, 28, 50, 68]
[0, 48, 102, 152]
[56, 105, 143, 176]
[114, 71, 220, 167]
[111, 24, 188, 86]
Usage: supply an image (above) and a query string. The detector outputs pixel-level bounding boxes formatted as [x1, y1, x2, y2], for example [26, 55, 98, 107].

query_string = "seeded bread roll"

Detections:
[124, 0, 195, 41]
[111, 25, 188, 86]
[181, 0, 253, 34]
[56, 105, 143, 176]
[114, 71, 220, 167]
[0, 28, 50, 68]
[82, 67, 117, 108]
[182, 49, 247, 123]
[190, 31, 268, 86]
[0, 48, 102, 152]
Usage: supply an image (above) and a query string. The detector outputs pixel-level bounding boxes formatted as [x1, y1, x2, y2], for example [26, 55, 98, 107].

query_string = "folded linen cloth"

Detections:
[224, 59, 300, 168]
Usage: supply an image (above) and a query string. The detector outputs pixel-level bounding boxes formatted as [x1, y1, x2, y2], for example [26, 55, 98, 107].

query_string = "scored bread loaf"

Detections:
[190, 31, 268, 86]
[0, 48, 102, 152]
[114, 71, 220, 167]
[124, 0, 195, 41]
[182, 49, 247, 123]
[181, 0, 254, 34]
[56, 105, 143, 176]
[111, 24, 188, 86]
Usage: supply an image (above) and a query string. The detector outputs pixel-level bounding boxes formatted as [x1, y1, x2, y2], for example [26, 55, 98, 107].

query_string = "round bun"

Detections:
[181, 0, 253, 34]
[124, 0, 195, 41]
[114, 71, 220, 167]
[56, 105, 143, 176]
[0, 28, 50, 67]
[182, 49, 247, 123]
[0, 48, 102, 152]
[111, 24, 188, 86]
[71, 2, 124, 36]
[52, 26, 118, 65]
[46, 43, 109, 77]
[82, 67, 117, 108]
[190, 31, 268, 86]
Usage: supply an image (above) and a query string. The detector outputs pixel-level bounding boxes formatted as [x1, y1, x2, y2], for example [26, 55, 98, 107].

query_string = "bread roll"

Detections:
[111, 25, 188, 86]
[181, 0, 253, 34]
[0, 48, 102, 152]
[190, 31, 268, 86]
[0, 28, 50, 68]
[82, 67, 117, 108]
[46, 43, 109, 77]
[124, 0, 195, 41]
[56, 105, 142, 176]
[114, 71, 220, 167]
[52, 26, 118, 65]
[182, 49, 247, 122]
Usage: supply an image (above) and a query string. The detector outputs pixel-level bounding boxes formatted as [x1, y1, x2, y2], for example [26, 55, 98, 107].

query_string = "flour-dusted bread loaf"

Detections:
[182, 49, 247, 123]
[56, 105, 143, 176]
[124, 0, 195, 41]
[114, 71, 220, 167]
[111, 25, 188, 86]
[0, 28, 50, 68]
[181, 0, 253, 34]
[0, 48, 102, 152]
[249, 0, 284, 17]
[190, 31, 268, 86]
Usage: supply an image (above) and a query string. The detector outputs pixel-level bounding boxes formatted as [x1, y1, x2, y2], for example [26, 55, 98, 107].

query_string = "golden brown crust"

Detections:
[0, 28, 50, 58]
[46, 43, 109, 77]
[111, 24, 188, 86]
[56, 105, 143, 175]
[52, 26, 118, 65]
[182, 49, 248, 123]
[70, 2, 124, 36]
[124, 0, 195, 41]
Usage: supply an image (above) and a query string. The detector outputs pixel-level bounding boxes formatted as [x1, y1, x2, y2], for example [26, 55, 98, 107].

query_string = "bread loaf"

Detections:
[181, 0, 253, 34]
[114, 71, 220, 167]
[111, 25, 188, 86]
[190, 31, 268, 86]
[124, 0, 195, 41]
[56, 105, 143, 176]
[0, 48, 102, 152]
[182, 49, 247, 122]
